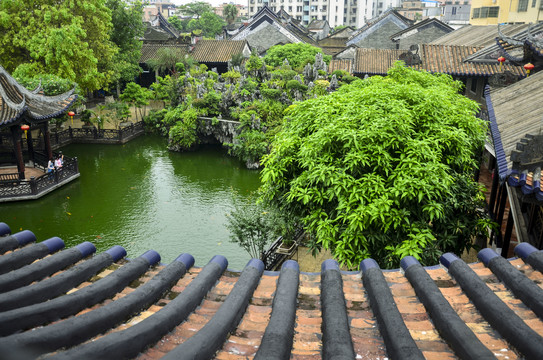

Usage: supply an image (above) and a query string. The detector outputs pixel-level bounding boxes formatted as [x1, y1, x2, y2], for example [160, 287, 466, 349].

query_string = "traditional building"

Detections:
[317, 26, 356, 56]
[390, 17, 454, 50]
[231, 6, 316, 54]
[346, 9, 415, 49]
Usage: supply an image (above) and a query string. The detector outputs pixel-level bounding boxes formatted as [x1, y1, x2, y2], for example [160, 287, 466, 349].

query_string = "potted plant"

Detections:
[80, 109, 95, 129]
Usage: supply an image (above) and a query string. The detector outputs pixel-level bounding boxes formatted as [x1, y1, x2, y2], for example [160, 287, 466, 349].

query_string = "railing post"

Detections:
[74, 157, 79, 173]
[30, 176, 37, 195]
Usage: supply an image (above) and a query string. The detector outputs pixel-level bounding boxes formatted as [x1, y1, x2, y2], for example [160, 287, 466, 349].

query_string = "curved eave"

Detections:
[27, 94, 78, 122]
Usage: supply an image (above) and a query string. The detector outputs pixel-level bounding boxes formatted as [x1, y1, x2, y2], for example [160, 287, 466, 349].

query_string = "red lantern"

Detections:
[524, 63, 535, 76]
[497, 56, 505, 71]
[68, 111, 75, 125]
[21, 124, 30, 139]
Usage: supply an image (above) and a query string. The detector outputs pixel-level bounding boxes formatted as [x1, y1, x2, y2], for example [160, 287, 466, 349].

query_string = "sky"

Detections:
[171, 0, 247, 8]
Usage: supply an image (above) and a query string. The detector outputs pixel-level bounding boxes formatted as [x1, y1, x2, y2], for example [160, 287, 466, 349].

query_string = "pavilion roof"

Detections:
[1, 222, 543, 359]
[0, 66, 77, 127]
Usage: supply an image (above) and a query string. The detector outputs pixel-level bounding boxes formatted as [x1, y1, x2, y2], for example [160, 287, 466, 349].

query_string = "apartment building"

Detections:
[469, 0, 543, 25]
[247, 0, 400, 28]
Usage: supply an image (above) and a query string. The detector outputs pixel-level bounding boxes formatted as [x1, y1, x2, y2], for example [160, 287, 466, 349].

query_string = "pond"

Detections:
[0, 135, 261, 270]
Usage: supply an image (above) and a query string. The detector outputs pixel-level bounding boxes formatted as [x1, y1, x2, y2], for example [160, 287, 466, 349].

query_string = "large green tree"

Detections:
[0, 0, 117, 91]
[106, 0, 145, 92]
[260, 63, 491, 268]
[187, 11, 226, 38]
[263, 43, 331, 69]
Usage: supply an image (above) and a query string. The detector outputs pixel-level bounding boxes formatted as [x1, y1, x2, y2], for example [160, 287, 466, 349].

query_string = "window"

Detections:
[470, 78, 477, 94]
[378, 2, 383, 7]
[472, 8, 480, 18]
[452, 6, 456, 15]
[297, 15, 302, 19]
[344, 16, 347, 22]
[488, 6, 499, 17]
[322, 5, 327, 10]
[351, 16, 356, 22]
[297, 6, 302, 11]
[322, 15, 326, 20]
[518, 0, 529, 11]
[352, 7, 357, 13]
[532, 0, 537, 7]
[289, 6, 292, 11]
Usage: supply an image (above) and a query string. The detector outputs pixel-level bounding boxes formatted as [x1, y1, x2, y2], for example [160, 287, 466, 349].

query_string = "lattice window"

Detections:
[472, 8, 480, 18]
[518, 0, 529, 11]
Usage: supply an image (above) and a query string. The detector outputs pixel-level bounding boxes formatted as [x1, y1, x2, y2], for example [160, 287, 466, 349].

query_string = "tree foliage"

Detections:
[260, 63, 490, 269]
[223, 4, 238, 25]
[187, 11, 226, 38]
[0, 0, 117, 91]
[263, 43, 331, 69]
[177, 2, 213, 19]
[106, 0, 145, 87]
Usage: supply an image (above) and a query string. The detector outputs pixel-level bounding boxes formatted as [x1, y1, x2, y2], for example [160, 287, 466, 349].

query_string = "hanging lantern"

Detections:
[68, 111, 75, 125]
[21, 124, 30, 139]
[524, 63, 534, 76]
[497, 56, 505, 71]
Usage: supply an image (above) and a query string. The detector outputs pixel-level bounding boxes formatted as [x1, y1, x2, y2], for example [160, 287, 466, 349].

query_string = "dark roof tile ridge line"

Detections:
[484, 85, 509, 181]
[0, 71, 26, 112]
[0, 249, 153, 333]
[0, 245, 122, 317]
[0, 237, 64, 276]
[321, 259, 356, 359]
[0, 222, 11, 237]
[255, 260, 299, 359]
[401, 256, 495, 359]
[0, 241, 95, 293]
[515, 243, 543, 273]
[0, 229, 36, 255]
[0, 65, 76, 105]
[360, 258, 425, 360]
[162, 259, 264, 359]
[0, 253, 195, 357]
[478, 248, 543, 320]
[440, 253, 543, 359]
[48, 255, 228, 360]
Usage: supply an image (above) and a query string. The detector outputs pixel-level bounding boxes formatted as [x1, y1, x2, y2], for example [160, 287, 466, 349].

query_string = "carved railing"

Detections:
[47, 121, 145, 147]
[0, 155, 79, 200]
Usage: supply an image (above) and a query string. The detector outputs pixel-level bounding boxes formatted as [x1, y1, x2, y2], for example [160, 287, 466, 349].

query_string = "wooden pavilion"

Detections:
[0, 66, 77, 181]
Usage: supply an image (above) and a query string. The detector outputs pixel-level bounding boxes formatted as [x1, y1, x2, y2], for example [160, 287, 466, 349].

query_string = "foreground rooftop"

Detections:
[0, 222, 542, 359]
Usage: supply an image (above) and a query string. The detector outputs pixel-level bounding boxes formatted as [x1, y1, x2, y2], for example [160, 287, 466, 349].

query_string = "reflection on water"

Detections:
[0, 135, 261, 270]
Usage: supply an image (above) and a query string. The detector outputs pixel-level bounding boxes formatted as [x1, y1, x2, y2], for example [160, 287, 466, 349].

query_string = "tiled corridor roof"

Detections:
[1, 222, 543, 359]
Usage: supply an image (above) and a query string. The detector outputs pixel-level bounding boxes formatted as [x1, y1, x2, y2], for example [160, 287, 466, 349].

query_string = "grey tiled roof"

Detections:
[1, 222, 543, 359]
[0, 67, 77, 127]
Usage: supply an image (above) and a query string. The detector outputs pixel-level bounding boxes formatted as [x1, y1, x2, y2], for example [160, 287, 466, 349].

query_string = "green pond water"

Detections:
[1, 135, 262, 270]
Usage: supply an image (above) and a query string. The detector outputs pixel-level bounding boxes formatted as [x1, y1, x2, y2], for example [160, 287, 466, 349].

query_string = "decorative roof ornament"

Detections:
[497, 23, 525, 47]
